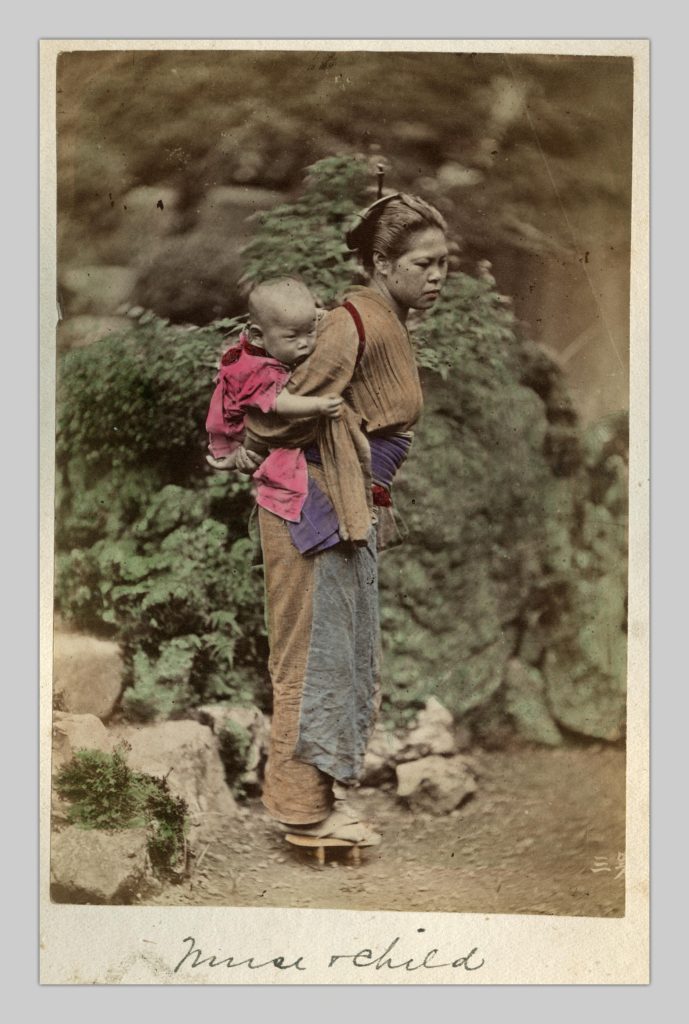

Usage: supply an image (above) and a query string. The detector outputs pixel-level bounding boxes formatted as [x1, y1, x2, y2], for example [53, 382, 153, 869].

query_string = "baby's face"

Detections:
[258, 293, 319, 366]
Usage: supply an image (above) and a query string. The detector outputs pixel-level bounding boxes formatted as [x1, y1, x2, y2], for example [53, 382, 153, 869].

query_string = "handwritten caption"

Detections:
[173, 929, 485, 976]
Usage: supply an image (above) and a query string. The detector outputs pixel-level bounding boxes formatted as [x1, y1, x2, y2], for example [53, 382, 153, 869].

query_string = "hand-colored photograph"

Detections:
[50, 44, 633, 921]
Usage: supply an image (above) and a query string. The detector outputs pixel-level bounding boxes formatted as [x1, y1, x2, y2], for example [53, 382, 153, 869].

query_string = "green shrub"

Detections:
[217, 719, 252, 796]
[134, 232, 245, 325]
[56, 317, 245, 473]
[242, 155, 371, 303]
[55, 743, 188, 873]
[56, 316, 267, 716]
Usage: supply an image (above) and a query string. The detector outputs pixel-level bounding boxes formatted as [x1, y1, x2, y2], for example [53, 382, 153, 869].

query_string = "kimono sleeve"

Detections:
[205, 373, 243, 458]
[239, 363, 290, 414]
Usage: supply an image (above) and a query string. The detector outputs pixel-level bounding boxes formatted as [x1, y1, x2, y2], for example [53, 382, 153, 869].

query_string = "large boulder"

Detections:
[396, 755, 477, 814]
[112, 720, 237, 843]
[51, 826, 154, 904]
[53, 632, 124, 720]
[503, 658, 563, 746]
[52, 711, 114, 773]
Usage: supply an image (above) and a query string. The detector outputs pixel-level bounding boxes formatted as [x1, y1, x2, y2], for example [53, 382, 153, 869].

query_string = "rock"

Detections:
[503, 658, 563, 746]
[53, 632, 124, 720]
[60, 265, 138, 317]
[52, 711, 114, 774]
[93, 187, 181, 264]
[196, 185, 284, 234]
[51, 826, 154, 904]
[122, 185, 179, 225]
[360, 723, 405, 785]
[52, 712, 115, 826]
[396, 755, 477, 814]
[398, 697, 456, 760]
[544, 572, 627, 740]
[57, 315, 129, 352]
[113, 721, 237, 841]
[196, 703, 270, 789]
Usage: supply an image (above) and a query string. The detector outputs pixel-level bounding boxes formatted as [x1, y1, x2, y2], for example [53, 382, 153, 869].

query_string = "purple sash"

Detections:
[287, 434, 411, 555]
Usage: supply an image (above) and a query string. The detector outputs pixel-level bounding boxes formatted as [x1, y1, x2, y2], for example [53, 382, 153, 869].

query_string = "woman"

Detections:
[243, 193, 449, 843]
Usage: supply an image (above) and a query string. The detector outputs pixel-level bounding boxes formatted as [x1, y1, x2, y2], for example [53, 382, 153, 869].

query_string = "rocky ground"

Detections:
[144, 745, 625, 918]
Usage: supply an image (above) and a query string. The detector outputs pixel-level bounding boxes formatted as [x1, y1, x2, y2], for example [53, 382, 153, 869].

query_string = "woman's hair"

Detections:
[346, 193, 448, 273]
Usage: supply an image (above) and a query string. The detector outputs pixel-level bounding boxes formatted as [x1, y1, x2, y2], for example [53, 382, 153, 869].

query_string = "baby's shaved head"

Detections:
[248, 277, 315, 328]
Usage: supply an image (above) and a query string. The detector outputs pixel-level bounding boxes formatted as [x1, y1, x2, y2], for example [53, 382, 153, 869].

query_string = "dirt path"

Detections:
[147, 746, 626, 918]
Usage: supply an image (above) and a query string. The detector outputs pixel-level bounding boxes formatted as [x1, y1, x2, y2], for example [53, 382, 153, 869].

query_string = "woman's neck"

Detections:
[368, 276, 409, 324]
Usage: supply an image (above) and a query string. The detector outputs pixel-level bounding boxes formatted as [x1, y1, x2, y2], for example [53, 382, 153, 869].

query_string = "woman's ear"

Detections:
[372, 250, 389, 277]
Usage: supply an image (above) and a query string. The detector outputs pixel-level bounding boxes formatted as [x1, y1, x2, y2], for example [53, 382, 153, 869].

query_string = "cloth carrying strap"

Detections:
[342, 300, 366, 367]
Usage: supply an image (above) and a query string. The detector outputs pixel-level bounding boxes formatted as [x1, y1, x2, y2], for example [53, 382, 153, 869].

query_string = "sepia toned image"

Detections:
[48, 43, 636, 934]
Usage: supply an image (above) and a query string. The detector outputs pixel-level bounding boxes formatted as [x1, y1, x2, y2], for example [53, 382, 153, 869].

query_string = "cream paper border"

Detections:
[39, 37, 649, 985]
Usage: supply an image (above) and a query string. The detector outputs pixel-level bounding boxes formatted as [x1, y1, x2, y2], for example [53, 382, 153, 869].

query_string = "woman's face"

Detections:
[376, 228, 449, 311]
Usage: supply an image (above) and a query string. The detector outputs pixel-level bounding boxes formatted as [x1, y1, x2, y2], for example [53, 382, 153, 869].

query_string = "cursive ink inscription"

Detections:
[173, 931, 485, 976]
[174, 936, 307, 974]
[329, 935, 485, 972]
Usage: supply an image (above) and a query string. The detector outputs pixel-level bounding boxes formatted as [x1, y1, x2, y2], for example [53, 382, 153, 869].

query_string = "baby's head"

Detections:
[248, 277, 319, 366]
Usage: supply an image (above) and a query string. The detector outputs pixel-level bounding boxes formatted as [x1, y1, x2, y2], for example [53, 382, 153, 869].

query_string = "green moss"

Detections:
[55, 743, 188, 873]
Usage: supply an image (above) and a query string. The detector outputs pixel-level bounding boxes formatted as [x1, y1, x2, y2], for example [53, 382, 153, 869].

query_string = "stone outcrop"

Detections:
[503, 659, 563, 746]
[112, 720, 237, 845]
[396, 755, 478, 814]
[51, 826, 154, 904]
[53, 632, 124, 720]
[52, 711, 114, 773]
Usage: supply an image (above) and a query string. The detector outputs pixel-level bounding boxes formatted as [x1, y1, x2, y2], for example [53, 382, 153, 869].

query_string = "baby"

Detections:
[205, 277, 342, 522]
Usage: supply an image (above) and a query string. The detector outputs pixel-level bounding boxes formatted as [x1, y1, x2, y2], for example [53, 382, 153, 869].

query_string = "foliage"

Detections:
[57, 50, 633, 267]
[55, 743, 188, 873]
[56, 318, 240, 472]
[412, 267, 518, 379]
[56, 318, 267, 719]
[216, 719, 252, 796]
[134, 232, 245, 325]
[242, 155, 371, 304]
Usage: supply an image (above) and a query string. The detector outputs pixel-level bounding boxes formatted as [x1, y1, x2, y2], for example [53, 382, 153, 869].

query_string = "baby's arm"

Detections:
[274, 390, 343, 420]
[206, 445, 265, 474]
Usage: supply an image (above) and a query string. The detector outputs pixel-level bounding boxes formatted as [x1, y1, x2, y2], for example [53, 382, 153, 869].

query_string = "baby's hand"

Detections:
[206, 453, 237, 471]
[319, 394, 344, 420]
[234, 445, 265, 475]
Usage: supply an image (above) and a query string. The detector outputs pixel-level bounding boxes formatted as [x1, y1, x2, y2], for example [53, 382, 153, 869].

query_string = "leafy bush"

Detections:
[134, 232, 245, 325]
[217, 719, 252, 795]
[242, 155, 371, 303]
[56, 317, 243, 472]
[56, 316, 268, 718]
[55, 743, 188, 873]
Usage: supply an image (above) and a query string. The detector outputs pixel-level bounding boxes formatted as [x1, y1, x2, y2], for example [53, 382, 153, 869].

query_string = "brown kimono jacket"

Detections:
[245, 286, 424, 540]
